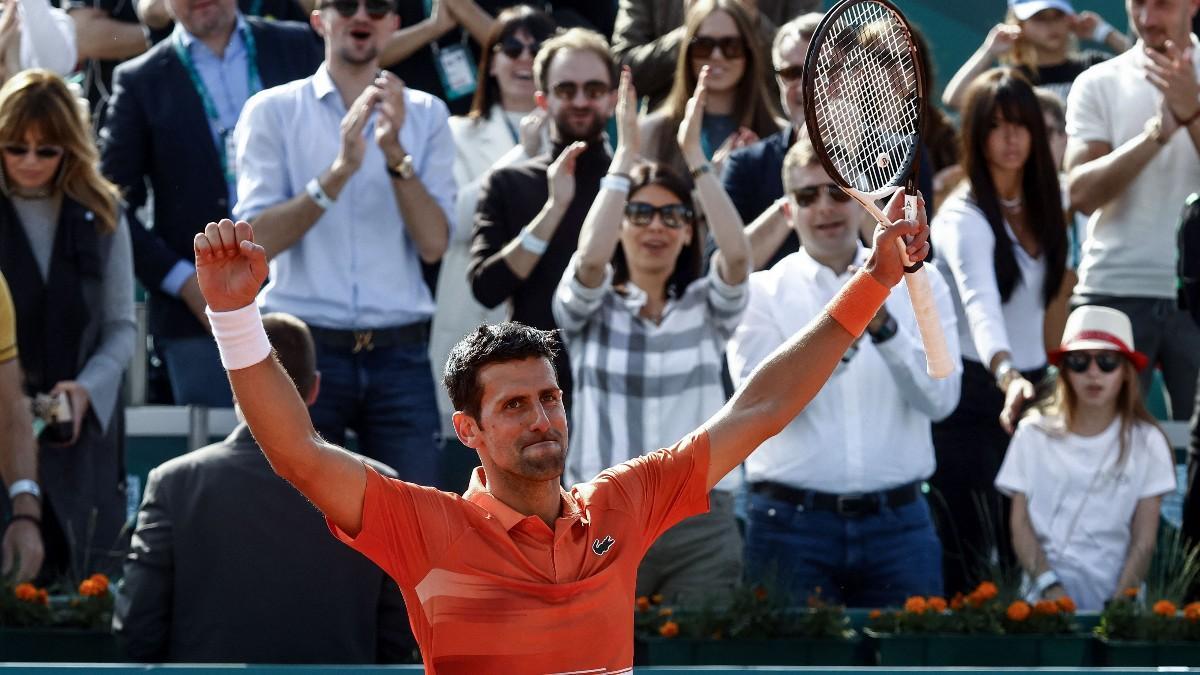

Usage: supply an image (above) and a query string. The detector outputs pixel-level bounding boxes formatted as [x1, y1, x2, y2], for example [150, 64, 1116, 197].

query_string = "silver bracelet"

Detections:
[519, 229, 549, 255]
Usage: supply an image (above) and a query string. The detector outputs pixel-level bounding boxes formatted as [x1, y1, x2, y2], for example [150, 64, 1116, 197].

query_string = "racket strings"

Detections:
[809, 2, 921, 195]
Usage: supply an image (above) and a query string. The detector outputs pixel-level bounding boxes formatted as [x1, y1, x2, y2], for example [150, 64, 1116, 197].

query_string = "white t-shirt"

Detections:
[995, 415, 1176, 610]
[1066, 37, 1200, 298]
[932, 194, 1047, 370]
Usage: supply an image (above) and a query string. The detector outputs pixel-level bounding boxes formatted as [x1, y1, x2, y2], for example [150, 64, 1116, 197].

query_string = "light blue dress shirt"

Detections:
[233, 64, 457, 329]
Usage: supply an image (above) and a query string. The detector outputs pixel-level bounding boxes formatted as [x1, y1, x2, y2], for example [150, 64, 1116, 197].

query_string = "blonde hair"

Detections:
[532, 27, 615, 93]
[781, 132, 819, 193]
[0, 70, 120, 233]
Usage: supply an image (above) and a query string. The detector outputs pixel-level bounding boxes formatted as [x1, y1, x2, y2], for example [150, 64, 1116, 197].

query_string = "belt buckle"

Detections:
[352, 330, 374, 354]
[836, 493, 867, 518]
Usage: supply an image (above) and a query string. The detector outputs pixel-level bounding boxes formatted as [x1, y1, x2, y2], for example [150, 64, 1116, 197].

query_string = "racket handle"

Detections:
[902, 264, 955, 380]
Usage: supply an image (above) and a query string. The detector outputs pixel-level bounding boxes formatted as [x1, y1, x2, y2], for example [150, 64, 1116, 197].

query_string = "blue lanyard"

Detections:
[172, 24, 262, 182]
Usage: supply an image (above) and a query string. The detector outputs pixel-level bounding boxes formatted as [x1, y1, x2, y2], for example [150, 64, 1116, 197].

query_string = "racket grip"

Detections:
[903, 265, 955, 380]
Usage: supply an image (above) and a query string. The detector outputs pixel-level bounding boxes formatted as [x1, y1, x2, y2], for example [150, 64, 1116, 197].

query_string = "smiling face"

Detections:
[619, 184, 694, 283]
[985, 111, 1032, 175]
[490, 28, 538, 106]
[458, 357, 569, 483]
[314, 0, 399, 67]
[2, 126, 63, 192]
[689, 10, 747, 94]
[536, 48, 614, 142]
[167, 0, 237, 40]
[785, 162, 861, 269]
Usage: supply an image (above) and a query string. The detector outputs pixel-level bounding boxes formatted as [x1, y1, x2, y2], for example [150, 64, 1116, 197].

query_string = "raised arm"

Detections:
[379, 0, 456, 68]
[703, 191, 929, 488]
[678, 67, 750, 285]
[194, 220, 368, 535]
[942, 24, 1018, 111]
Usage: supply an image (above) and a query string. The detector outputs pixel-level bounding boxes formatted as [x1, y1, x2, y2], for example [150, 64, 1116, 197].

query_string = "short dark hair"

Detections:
[442, 323, 559, 421]
[468, 5, 558, 120]
[532, 27, 615, 94]
[263, 312, 317, 399]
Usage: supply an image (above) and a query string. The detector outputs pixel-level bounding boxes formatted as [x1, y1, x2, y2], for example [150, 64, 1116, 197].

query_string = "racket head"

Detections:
[802, 0, 927, 201]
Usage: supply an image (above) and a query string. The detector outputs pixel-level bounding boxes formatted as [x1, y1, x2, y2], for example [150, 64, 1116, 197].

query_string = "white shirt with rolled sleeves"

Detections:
[1066, 37, 1200, 299]
[995, 415, 1176, 610]
[233, 64, 457, 328]
[726, 245, 962, 494]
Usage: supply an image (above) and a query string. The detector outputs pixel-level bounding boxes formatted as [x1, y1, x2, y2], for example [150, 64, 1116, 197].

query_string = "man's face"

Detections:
[1127, 0, 1198, 51]
[786, 162, 862, 264]
[459, 357, 569, 483]
[775, 35, 809, 129]
[167, 0, 237, 39]
[536, 49, 615, 142]
[313, 0, 399, 66]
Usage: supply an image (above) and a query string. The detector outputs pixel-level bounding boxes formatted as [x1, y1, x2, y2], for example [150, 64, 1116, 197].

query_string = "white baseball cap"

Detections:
[1048, 305, 1149, 371]
[1009, 0, 1076, 21]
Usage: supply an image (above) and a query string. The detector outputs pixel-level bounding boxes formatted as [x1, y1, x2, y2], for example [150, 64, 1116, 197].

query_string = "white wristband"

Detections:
[305, 177, 335, 210]
[1034, 570, 1061, 595]
[1091, 21, 1113, 44]
[206, 303, 273, 370]
[8, 479, 40, 502]
[600, 174, 631, 194]
[519, 229, 549, 255]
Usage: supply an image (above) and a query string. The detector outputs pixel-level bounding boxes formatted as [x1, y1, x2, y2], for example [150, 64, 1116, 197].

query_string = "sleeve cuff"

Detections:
[160, 260, 196, 297]
[564, 252, 614, 303]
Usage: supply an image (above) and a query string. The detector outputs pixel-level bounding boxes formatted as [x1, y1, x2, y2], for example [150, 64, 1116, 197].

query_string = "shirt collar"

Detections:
[312, 62, 338, 102]
[463, 466, 579, 532]
[792, 242, 867, 283]
[175, 12, 249, 52]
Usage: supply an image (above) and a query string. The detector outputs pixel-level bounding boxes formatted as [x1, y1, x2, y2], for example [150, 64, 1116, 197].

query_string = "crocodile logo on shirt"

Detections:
[591, 535, 615, 556]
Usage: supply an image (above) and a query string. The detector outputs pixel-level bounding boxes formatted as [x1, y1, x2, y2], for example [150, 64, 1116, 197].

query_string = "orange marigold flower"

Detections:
[1153, 600, 1178, 617]
[650, 594, 664, 605]
[1184, 602, 1200, 622]
[79, 579, 99, 597]
[904, 596, 927, 614]
[659, 620, 679, 638]
[1123, 587, 1139, 598]
[37, 589, 48, 605]
[950, 592, 966, 610]
[13, 583, 38, 602]
[928, 596, 947, 612]
[636, 596, 651, 612]
[658, 607, 673, 617]
[1006, 600, 1032, 622]
[1056, 596, 1077, 614]
[88, 574, 109, 594]
[868, 609, 883, 620]
[754, 586, 768, 601]
[975, 582, 999, 601]
[1034, 599, 1058, 616]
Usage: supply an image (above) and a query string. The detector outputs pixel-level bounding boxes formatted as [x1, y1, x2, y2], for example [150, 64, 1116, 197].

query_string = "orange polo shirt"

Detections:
[328, 429, 711, 673]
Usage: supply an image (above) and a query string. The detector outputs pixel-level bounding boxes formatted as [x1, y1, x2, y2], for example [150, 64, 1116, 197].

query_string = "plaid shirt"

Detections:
[553, 253, 748, 491]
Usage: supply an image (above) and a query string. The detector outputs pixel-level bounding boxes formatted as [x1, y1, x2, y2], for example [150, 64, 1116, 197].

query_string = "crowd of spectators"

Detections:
[0, 0, 1198, 663]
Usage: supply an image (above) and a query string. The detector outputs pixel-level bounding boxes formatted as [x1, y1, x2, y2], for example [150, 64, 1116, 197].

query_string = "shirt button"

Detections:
[767, 508, 776, 517]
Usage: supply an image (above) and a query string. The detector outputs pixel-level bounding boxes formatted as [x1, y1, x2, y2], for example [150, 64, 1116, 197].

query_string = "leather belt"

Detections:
[750, 480, 922, 518]
[309, 321, 430, 353]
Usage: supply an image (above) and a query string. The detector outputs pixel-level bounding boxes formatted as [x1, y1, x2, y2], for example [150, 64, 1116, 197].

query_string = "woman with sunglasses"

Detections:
[552, 66, 750, 606]
[431, 6, 556, 442]
[0, 70, 134, 581]
[929, 68, 1068, 597]
[640, 0, 780, 182]
[996, 305, 1174, 610]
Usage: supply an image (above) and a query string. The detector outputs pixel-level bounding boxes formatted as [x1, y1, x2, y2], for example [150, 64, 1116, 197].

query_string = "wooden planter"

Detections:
[867, 630, 1093, 666]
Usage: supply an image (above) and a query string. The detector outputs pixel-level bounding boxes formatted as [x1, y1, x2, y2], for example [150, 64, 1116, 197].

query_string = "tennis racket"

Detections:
[803, 0, 954, 380]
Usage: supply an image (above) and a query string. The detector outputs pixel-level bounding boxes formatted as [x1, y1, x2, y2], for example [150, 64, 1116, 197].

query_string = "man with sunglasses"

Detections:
[230, 0, 456, 485]
[100, 0, 321, 408]
[468, 27, 617, 409]
[727, 138, 961, 608]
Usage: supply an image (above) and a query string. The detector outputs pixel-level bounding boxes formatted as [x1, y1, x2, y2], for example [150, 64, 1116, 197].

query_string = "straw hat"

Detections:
[1048, 305, 1149, 371]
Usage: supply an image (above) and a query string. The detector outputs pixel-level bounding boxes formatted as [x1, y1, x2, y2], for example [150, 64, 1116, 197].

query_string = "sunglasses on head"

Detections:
[791, 184, 851, 207]
[320, 0, 392, 19]
[1062, 351, 1125, 374]
[550, 80, 610, 101]
[689, 35, 746, 60]
[2, 144, 64, 160]
[496, 36, 540, 59]
[775, 65, 804, 83]
[624, 202, 694, 229]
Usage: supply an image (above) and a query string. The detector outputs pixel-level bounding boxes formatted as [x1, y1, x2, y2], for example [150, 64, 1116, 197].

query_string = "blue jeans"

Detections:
[308, 341, 441, 486]
[744, 490, 943, 607]
[157, 335, 234, 407]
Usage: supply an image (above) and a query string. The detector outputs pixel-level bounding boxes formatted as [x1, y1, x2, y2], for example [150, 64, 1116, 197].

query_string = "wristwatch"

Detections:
[868, 312, 899, 344]
[387, 154, 415, 180]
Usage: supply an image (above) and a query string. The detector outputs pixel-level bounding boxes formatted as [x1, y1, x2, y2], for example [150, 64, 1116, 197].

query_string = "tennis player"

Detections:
[193, 192, 928, 671]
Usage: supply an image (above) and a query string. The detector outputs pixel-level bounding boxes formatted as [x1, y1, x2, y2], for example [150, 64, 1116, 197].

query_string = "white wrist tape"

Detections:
[1091, 21, 1113, 44]
[519, 228, 549, 255]
[206, 302, 272, 370]
[600, 174, 631, 194]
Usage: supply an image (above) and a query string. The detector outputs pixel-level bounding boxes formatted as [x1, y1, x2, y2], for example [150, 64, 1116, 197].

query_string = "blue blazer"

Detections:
[100, 18, 321, 340]
[720, 127, 799, 271]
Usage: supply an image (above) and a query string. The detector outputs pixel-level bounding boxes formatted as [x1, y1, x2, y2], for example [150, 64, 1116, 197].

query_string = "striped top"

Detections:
[553, 253, 748, 491]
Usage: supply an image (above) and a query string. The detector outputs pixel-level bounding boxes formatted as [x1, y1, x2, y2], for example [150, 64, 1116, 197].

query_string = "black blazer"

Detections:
[113, 424, 416, 663]
[720, 126, 799, 271]
[100, 19, 322, 340]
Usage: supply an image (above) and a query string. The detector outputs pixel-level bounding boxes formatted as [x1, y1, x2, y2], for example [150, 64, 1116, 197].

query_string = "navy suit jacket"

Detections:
[100, 19, 321, 340]
[720, 127, 799, 271]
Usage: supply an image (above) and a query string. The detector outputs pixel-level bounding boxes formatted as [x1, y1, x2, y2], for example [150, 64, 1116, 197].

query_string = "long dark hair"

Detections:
[959, 68, 1066, 305]
[467, 5, 557, 120]
[612, 163, 703, 298]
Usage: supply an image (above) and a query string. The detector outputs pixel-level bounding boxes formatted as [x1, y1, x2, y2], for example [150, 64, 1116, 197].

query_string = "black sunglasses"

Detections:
[1062, 351, 1124, 374]
[791, 184, 851, 207]
[624, 202, 694, 229]
[2, 144, 64, 160]
[550, 80, 610, 101]
[496, 36, 540, 59]
[320, 0, 392, 19]
[689, 35, 746, 60]
[775, 65, 804, 83]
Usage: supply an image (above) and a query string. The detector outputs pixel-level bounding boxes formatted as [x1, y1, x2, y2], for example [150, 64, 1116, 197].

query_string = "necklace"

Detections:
[999, 194, 1023, 212]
